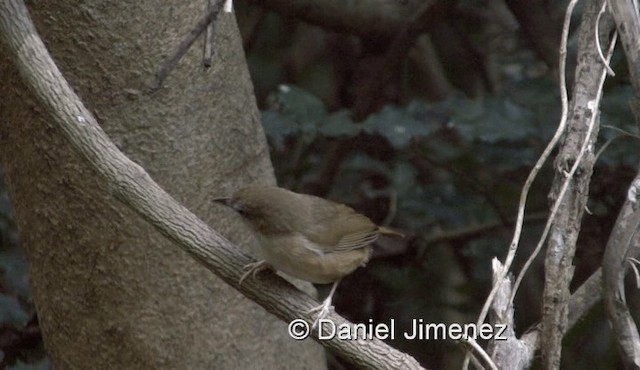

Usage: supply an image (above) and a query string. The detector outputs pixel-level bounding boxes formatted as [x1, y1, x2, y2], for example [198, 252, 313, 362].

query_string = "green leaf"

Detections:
[319, 110, 361, 137]
[453, 98, 535, 143]
[261, 111, 297, 149]
[271, 85, 326, 130]
[363, 104, 436, 148]
[262, 85, 330, 147]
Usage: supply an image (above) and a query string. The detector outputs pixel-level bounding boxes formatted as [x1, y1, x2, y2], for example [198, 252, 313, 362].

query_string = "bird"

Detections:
[214, 185, 402, 325]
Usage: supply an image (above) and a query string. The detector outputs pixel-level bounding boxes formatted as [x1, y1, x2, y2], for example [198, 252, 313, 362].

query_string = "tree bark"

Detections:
[540, 1, 613, 368]
[0, 1, 324, 368]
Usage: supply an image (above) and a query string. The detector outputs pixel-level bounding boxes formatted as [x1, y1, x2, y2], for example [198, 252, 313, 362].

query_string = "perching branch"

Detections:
[0, 1, 423, 369]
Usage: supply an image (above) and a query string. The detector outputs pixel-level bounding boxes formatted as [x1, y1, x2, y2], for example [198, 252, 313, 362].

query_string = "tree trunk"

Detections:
[0, 1, 324, 368]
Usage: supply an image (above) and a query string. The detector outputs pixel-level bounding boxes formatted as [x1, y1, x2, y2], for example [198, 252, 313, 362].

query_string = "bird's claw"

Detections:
[239, 260, 270, 285]
[307, 297, 335, 330]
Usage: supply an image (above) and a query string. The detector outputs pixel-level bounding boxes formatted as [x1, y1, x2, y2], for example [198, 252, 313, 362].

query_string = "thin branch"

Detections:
[203, 0, 219, 67]
[602, 174, 640, 368]
[466, 3, 580, 368]
[511, 31, 617, 305]
[595, 1, 616, 76]
[602, 124, 640, 139]
[481, 245, 640, 370]
[627, 257, 640, 288]
[567, 268, 602, 330]
[463, 337, 498, 370]
[147, 0, 224, 92]
[0, 1, 424, 369]
[608, 0, 640, 93]
[487, 259, 534, 370]
[422, 212, 548, 246]
[536, 2, 615, 366]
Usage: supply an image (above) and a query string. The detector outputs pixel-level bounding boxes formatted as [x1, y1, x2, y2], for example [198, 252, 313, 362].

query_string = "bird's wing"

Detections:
[333, 227, 379, 252]
[303, 199, 380, 253]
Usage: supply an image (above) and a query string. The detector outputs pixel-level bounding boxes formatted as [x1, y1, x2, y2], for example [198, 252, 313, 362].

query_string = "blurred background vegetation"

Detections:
[1, 0, 640, 368]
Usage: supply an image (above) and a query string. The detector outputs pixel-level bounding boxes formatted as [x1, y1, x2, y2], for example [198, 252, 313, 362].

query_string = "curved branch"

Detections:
[0, 1, 423, 369]
[602, 176, 640, 369]
[608, 0, 640, 107]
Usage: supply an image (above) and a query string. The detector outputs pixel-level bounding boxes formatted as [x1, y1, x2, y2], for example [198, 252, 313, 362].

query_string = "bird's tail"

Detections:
[378, 226, 404, 238]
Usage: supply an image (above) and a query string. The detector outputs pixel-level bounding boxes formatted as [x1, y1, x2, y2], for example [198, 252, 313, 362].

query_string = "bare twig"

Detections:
[535, 2, 615, 366]
[602, 176, 640, 368]
[627, 257, 640, 288]
[464, 337, 498, 370]
[147, 0, 224, 92]
[608, 0, 640, 92]
[466, 4, 580, 368]
[602, 124, 640, 139]
[203, 0, 219, 67]
[422, 212, 548, 246]
[511, 31, 617, 304]
[487, 259, 534, 370]
[595, 1, 616, 76]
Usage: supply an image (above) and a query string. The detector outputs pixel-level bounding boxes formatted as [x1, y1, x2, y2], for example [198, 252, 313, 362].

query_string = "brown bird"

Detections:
[214, 185, 402, 323]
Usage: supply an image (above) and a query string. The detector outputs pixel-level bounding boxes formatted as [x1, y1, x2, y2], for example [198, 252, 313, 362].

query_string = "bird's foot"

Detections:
[307, 296, 335, 330]
[239, 260, 270, 285]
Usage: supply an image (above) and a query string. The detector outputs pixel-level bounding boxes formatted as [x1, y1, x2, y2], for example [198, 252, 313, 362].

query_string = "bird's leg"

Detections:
[307, 280, 340, 330]
[239, 260, 270, 285]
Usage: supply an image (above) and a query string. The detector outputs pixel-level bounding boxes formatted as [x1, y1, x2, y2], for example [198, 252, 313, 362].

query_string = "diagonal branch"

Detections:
[0, 1, 423, 369]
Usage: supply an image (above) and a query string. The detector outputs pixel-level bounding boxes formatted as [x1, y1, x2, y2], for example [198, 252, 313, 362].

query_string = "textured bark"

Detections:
[602, 176, 640, 369]
[0, 1, 324, 368]
[540, 1, 613, 368]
